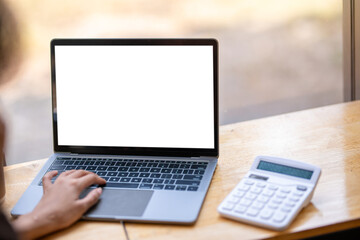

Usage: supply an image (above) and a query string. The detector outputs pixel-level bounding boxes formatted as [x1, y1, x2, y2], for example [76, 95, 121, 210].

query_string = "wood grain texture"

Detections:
[3, 101, 360, 239]
[125, 101, 360, 240]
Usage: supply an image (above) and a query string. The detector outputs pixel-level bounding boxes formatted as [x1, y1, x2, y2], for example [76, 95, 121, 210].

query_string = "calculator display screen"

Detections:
[257, 160, 313, 179]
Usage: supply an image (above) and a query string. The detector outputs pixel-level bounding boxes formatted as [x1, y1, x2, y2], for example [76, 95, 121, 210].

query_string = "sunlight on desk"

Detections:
[4, 101, 360, 239]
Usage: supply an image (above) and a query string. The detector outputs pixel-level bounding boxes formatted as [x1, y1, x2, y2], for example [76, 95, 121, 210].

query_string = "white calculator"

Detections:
[218, 156, 321, 231]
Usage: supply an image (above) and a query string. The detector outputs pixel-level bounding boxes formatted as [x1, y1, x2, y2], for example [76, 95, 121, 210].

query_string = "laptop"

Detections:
[11, 38, 219, 224]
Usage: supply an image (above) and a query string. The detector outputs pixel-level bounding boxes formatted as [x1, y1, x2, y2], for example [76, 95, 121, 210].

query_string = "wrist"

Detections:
[13, 211, 57, 240]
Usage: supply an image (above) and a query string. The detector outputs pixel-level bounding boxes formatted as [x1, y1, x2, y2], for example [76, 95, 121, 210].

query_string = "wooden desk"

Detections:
[3, 101, 360, 239]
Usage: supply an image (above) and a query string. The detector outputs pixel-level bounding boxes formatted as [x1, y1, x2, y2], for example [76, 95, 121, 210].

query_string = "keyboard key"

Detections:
[172, 169, 183, 174]
[180, 164, 191, 169]
[161, 174, 172, 179]
[169, 164, 180, 168]
[172, 174, 183, 179]
[120, 178, 131, 182]
[158, 163, 169, 168]
[165, 185, 175, 190]
[128, 173, 139, 177]
[153, 179, 164, 184]
[97, 171, 107, 176]
[191, 165, 206, 170]
[106, 172, 117, 177]
[109, 177, 120, 182]
[139, 183, 153, 189]
[164, 179, 175, 184]
[76, 166, 87, 170]
[105, 183, 139, 188]
[136, 162, 148, 167]
[86, 166, 97, 171]
[183, 175, 202, 180]
[131, 178, 142, 183]
[50, 165, 66, 170]
[142, 179, 153, 183]
[187, 186, 198, 191]
[140, 168, 150, 172]
[147, 163, 158, 167]
[176, 186, 187, 191]
[108, 167, 118, 171]
[117, 172, 128, 177]
[139, 173, 150, 178]
[115, 162, 126, 167]
[194, 170, 205, 175]
[65, 166, 76, 170]
[161, 168, 172, 173]
[150, 173, 161, 178]
[153, 184, 164, 190]
[129, 167, 139, 172]
[97, 166, 107, 171]
[175, 180, 200, 186]
[119, 167, 129, 172]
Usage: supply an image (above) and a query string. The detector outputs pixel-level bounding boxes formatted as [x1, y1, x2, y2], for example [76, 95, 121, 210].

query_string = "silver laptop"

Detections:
[11, 38, 219, 224]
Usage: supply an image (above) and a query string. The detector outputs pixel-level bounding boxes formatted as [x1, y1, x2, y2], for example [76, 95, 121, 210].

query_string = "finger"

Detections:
[42, 171, 58, 193]
[67, 169, 91, 178]
[77, 188, 102, 211]
[77, 173, 106, 190]
[61, 169, 76, 177]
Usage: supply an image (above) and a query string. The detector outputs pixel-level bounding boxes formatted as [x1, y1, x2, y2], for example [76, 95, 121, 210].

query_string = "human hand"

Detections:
[13, 170, 106, 239]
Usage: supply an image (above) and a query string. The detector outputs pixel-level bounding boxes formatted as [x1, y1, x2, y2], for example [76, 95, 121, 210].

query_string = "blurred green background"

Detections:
[1, 0, 342, 164]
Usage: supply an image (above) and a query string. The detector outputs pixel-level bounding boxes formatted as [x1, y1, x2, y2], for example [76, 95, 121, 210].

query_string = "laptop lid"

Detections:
[51, 39, 218, 157]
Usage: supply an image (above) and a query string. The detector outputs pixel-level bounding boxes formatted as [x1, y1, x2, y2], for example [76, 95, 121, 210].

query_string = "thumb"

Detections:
[77, 188, 102, 211]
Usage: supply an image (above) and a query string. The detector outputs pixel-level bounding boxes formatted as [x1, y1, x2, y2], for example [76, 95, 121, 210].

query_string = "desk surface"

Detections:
[3, 101, 360, 239]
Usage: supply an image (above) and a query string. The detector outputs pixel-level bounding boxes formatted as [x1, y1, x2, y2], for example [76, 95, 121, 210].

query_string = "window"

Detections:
[1, 0, 343, 164]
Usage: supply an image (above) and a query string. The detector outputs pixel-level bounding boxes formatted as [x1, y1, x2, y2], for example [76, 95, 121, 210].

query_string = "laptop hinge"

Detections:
[69, 153, 79, 155]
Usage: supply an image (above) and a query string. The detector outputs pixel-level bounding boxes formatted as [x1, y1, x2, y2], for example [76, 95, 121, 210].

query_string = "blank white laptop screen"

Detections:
[55, 45, 214, 149]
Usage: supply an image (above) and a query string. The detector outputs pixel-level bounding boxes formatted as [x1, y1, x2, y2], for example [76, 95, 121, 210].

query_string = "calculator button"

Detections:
[293, 191, 304, 197]
[233, 191, 246, 198]
[289, 197, 300, 202]
[297, 185, 307, 191]
[234, 205, 247, 214]
[250, 187, 262, 194]
[246, 208, 260, 217]
[244, 179, 255, 185]
[281, 207, 292, 213]
[237, 184, 250, 192]
[273, 212, 287, 223]
[262, 189, 275, 197]
[227, 196, 240, 204]
[245, 193, 257, 201]
[260, 209, 274, 220]
[257, 195, 269, 203]
[239, 199, 252, 207]
[268, 185, 279, 191]
[268, 203, 279, 209]
[252, 201, 264, 210]
[280, 188, 291, 194]
[256, 182, 266, 188]
[272, 199, 282, 205]
[222, 202, 235, 211]
[276, 193, 287, 199]
[285, 202, 295, 208]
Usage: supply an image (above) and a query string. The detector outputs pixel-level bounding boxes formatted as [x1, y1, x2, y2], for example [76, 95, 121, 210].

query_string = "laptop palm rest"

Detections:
[81, 188, 154, 217]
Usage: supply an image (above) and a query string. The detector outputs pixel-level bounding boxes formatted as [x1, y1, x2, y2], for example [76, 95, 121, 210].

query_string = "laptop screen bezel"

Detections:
[51, 38, 219, 157]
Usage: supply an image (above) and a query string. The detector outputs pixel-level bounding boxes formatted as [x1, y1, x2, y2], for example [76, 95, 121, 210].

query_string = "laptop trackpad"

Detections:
[83, 188, 154, 217]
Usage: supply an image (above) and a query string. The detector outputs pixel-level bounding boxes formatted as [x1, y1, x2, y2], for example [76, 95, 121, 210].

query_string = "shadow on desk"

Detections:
[306, 227, 360, 240]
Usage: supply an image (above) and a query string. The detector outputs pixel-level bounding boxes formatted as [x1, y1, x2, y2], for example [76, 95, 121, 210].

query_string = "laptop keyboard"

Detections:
[39, 157, 209, 192]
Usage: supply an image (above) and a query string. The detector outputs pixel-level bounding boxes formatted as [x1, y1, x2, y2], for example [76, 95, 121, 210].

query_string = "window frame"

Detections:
[343, 0, 360, 101]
